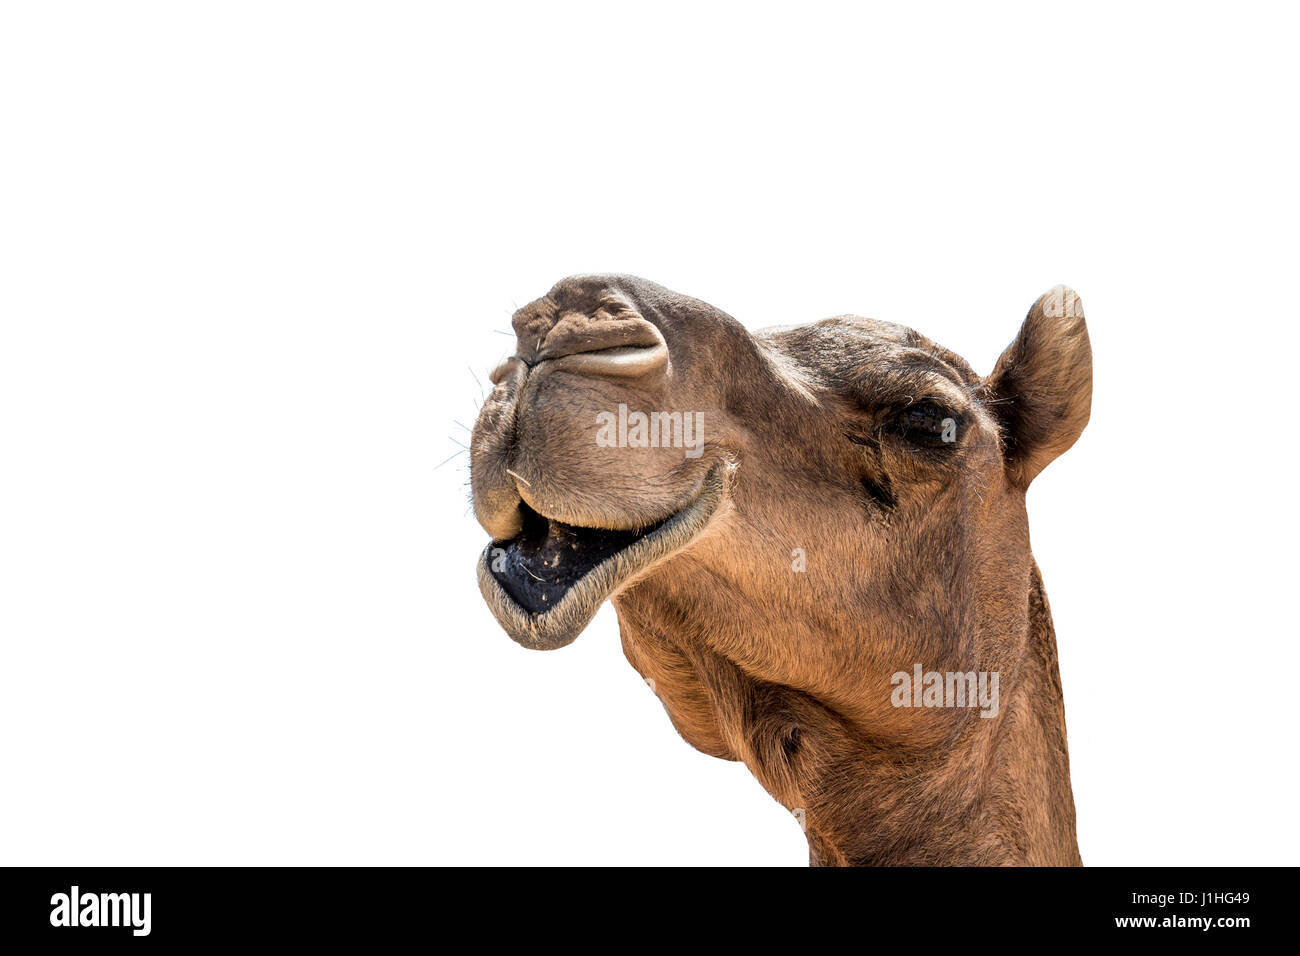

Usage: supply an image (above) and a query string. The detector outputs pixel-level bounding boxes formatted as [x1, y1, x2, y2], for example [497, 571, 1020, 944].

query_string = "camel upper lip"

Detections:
[477, 462, 728, 650]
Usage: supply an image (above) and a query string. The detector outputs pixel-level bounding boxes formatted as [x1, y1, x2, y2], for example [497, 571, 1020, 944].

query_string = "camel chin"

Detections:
[477, 462, 728, 650]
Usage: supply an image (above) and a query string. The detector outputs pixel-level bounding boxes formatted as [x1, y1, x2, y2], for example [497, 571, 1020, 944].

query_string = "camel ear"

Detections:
[982, 286, 1092, 488]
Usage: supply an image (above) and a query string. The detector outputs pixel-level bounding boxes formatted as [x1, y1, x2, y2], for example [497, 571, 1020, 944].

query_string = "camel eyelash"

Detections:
[891, 400, 962, 445]
[845, 394, 965, 446]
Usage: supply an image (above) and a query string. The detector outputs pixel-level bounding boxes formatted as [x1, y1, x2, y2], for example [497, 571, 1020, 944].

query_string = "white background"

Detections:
[2, 2, 1297, 865]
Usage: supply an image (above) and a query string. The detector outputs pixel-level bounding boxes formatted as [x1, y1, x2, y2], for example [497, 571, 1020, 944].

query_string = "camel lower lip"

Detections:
[477, 463, 727, 650]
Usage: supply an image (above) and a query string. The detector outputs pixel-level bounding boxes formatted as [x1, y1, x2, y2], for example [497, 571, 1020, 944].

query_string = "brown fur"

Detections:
[471, 275, 1091, 865]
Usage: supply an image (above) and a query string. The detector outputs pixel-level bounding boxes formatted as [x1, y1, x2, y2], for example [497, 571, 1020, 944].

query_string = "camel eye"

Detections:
[896, 401, 959, 444]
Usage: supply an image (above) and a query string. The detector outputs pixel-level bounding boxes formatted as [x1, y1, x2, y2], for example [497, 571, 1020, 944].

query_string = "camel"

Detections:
[470, 275, 1091, 866]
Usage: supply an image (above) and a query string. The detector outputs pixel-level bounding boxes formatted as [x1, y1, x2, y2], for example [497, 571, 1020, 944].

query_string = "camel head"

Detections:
[470, 275, 1091, 864]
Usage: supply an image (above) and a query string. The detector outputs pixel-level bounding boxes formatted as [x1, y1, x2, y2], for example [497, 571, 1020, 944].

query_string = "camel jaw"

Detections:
[477, 462, 728, 650]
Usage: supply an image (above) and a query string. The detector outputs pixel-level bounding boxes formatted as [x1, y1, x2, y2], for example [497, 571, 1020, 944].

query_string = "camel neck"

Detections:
[617, 564, 1082, 865]
[803, 566, 1081, 865]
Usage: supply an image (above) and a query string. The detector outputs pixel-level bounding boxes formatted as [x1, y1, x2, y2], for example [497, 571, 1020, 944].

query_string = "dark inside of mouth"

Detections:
[490, 502, 670, 615]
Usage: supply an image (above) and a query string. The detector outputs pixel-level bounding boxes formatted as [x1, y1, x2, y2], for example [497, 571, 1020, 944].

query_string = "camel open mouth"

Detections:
[477, 462, 727, 650]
